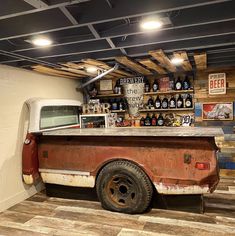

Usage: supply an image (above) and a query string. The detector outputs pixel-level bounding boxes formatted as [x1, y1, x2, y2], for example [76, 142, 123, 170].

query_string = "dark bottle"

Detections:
[185, 94, 193, 108]
[151, 113, 157, 126]
[152, 79, 159, 92]
[157, 113, 164, 126]
[114, 80, 122, 94]
[176, 94, 184, 108]
[183, 76, 190, 90]
[161, 96, 168, 109]
[147, 97, 154, 109]
[111, 99, 118, 110]
[144, 113, 152, 126]
[169, 95, 176, 109]
[144, 79, 150, 93]
[175, 77, 182, 90]
[155, 95, 161, 109]
[140, 117, 145, 126]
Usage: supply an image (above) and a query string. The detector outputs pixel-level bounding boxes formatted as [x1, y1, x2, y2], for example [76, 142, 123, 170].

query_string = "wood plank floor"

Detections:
[0, 185, 235, 236]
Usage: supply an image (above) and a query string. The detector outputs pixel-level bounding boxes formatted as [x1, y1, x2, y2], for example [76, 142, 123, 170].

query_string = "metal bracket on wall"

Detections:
[80, 63, 119, 88]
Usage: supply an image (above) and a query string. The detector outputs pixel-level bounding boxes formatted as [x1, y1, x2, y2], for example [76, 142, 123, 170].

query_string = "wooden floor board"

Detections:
[0, 186, 235, 236]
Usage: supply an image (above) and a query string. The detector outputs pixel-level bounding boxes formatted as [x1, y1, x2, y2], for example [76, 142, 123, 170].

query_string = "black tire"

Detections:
[96, 160, 153, 214]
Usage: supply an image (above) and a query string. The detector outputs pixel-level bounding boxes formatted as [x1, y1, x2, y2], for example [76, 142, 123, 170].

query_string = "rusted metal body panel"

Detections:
[37, 135, 219, 194]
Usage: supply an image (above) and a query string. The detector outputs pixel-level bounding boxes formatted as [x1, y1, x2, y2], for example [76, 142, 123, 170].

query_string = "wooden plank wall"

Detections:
[194, 67, 235, 177]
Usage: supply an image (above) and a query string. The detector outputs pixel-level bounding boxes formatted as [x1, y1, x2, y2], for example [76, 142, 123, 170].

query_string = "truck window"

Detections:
[40, 106, 80, 130]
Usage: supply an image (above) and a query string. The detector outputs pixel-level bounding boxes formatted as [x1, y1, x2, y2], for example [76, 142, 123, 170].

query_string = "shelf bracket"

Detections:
[80, 63, 119, 89]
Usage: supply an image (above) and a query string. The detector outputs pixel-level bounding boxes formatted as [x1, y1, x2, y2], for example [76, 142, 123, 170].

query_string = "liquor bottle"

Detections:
[161, 96, 168, 109]
[151, 113, 157, 126]
[140, 117, 145, 126]
[147, 97, 154, 109]
[185, 94, 193, 108]
[111, 99, 118, 110]
[155, 95, 162, 109]
[114, 80, 122, 94]
[144, 79, 150, 92]
[169, 95, 176, 108]
[176, 94, 183, 108]
[157, 113, 164, 126]
[183, 76, 190, 90]
[144, 113, 152, 126]
[175, 77, 182, 90]
[152, 79, 159, 92]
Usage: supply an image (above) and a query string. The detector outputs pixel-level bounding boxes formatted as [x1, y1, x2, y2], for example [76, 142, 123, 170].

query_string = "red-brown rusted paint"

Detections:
[37, 135, 219, 192]
[22, 132, 39, 181]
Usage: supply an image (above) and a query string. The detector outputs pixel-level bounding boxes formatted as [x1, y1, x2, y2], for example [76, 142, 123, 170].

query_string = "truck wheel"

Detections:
[96, 160, 153, 214]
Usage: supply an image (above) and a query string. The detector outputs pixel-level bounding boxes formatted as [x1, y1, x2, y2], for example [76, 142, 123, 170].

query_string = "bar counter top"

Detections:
[43, 127, 223, 137]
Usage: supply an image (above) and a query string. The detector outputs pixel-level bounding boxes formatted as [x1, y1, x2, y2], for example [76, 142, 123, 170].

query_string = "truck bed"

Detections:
[42, 127, 223, 137]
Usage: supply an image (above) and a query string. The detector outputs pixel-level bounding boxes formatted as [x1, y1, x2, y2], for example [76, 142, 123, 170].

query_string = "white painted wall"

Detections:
[0, 65, 82, 212]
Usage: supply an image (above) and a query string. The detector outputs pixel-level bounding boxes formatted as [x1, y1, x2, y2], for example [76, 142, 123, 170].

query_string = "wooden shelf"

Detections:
[111, 110, 126, 113]
[96, 93, 123, 98]
[144, 89, 194, 96]
[139, 108, 194, 112]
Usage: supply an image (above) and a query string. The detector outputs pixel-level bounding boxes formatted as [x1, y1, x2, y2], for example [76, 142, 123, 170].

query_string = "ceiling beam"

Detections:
[115, 56, 152, 75]
[149, 49, 177, 72]
[23, 0, 48, 8]
[194, 52, 207, 70]
[0, 0, 90, 20]
[139, 59, 167, 74]
[59, 6, 78, 25]
[173, 51, 192, 71]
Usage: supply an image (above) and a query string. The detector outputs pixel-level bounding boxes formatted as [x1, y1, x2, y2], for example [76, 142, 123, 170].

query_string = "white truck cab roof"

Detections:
[25, 98, 82, 133]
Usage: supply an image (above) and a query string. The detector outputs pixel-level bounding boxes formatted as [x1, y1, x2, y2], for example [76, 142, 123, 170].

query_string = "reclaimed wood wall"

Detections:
[194, 67, 235, 177]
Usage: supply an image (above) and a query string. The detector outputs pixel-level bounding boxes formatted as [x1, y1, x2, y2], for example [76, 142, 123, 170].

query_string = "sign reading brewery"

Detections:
[208, 73, 226, 95]
[121, 76, 144, 117]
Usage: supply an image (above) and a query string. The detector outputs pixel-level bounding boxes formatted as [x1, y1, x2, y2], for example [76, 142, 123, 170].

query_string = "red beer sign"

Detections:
[208, 73, 226, 95]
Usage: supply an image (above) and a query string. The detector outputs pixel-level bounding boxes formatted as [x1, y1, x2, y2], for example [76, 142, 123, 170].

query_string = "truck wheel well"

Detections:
[95, 158, 153, 185]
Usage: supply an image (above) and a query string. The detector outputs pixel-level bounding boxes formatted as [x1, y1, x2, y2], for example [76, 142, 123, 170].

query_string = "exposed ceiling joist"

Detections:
[115, 56, 152, 75]
[149, 49, 177, 72]
[23, 0, 48, 8]
[59, 6, 78, 25]
[194, 52, 207, 70]
[173, 51, 192, 71]
[139, 59, 167, 74]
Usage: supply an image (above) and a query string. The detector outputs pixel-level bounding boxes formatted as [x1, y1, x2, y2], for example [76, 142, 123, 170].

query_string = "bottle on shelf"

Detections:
[113, 80, 122, 94]
[157, 113, 164, 126]
[152, 79, 159, 92]
[176, 94, 184, 108]
[185, 94, 193, 108]
[183, 76, 190, 90]
[155, 95, 162, 109]
[169, 95, 176, 109]
[151, 113, 157, 126]
[144, 113, 152, 126]
[111, 99, 118, 110]
[140, 116, 145, 126]
[144, 78, 150, 93]
[147, 97, 154, 109]
[175, 77, 182, 90]
[161, 96, 168, 109]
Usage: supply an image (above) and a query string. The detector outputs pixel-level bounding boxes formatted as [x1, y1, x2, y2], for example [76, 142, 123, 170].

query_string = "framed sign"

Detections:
[202, 102, 233, 120]
[100, 79, 113, 91]
[208, 73, 226, 95]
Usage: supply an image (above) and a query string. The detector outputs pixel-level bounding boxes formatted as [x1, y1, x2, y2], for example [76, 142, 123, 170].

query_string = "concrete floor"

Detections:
[0, 180, 234, 236]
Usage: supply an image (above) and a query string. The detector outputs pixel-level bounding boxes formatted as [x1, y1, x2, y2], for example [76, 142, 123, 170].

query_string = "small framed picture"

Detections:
[202, 102, 233, 120]
[100, 79, 113, 91]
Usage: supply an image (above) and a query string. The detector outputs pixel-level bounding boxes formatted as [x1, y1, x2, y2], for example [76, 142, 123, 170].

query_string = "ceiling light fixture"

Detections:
[86, 66, 98, 74]
[171, 57, 184, 65]
[32, 37, 52, 47]
[140, 18, 163, 30]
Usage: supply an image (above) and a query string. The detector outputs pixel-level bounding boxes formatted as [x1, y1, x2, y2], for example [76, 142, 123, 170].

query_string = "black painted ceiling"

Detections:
[0, 0, 235, 70]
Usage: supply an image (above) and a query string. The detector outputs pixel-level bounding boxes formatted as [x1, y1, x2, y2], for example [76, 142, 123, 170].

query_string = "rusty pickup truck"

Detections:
[22, 98, 223, 213]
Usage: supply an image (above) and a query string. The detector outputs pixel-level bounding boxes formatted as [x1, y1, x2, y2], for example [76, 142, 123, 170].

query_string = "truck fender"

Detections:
[22, 132, 40, 184]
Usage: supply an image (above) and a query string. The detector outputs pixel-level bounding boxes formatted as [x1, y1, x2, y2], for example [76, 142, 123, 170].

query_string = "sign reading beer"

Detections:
[122, 76, 144, 117]
[208, 73, 226, 95]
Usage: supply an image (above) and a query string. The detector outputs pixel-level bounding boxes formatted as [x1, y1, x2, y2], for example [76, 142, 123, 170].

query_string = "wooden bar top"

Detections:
[43, 127, 223, 137]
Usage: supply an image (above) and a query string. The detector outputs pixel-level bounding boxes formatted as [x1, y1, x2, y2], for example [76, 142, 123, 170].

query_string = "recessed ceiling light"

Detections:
[86, 66, 97, 73]
[32, 37, 52, 47]
[140, 19, 163, 30]
[171, 57, 184, 65]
